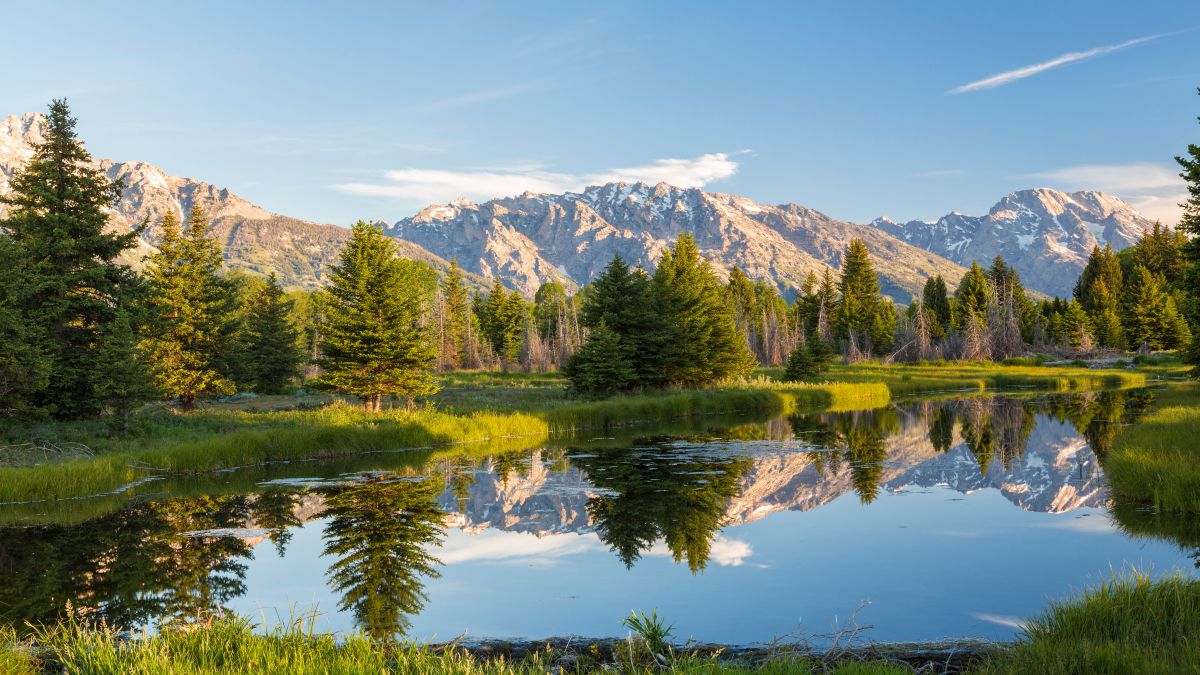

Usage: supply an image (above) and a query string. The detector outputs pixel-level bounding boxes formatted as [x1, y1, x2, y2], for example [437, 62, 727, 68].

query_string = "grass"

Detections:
[1105, 382, 1200, 514]
[0, 359, 1150, 505]
[3, 613, 912, 675]
[0, 381, 888, 505]
[8, 573, 1196, 673]
[979, 571, 1200, 674]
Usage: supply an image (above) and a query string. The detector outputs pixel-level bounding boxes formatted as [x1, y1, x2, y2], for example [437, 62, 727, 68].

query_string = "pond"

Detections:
[1, 389, 1195, 646]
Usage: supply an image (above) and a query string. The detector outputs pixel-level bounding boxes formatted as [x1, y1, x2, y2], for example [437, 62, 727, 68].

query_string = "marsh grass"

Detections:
[12, 614, 912, 674]
[979, 572, 1200, 674]
[0, 382, 887, 504]
[1105, 383, 1200, 514]
[0, 361, 1142, 505]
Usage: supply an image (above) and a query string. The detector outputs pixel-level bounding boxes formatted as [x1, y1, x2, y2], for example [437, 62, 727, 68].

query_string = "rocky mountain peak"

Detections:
[871, 186, 1155, 297]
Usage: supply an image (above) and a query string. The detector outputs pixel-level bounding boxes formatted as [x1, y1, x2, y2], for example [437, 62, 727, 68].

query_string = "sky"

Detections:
[6, 1, 1200, 226]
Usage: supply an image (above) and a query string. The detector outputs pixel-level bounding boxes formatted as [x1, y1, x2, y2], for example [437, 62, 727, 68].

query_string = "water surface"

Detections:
[1, 389, 1194, 645]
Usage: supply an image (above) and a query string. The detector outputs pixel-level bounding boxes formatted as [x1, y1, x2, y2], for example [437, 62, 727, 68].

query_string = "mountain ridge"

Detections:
[3, 111, 1158, 299]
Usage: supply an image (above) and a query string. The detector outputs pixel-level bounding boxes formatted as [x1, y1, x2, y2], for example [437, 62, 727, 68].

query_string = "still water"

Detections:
[1, 389, 1194, 645]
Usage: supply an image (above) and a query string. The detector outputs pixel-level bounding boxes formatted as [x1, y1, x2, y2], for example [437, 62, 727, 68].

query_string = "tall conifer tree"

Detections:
[1175, 88, 1200, 370]
[241, 273, 303, 394]
[316, 222, 439, 410]
[953, 261, 992, 331]
[0, 100, 142, 417]
[142, 208, 237, 409]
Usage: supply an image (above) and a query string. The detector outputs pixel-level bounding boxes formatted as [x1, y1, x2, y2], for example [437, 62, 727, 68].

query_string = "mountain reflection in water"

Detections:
[0, 389, 1191, 643]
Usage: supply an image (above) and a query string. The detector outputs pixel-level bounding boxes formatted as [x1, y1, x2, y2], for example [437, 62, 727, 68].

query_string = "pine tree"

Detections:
[576, 255, 670, 389]
[1175, 88, 1200, 371]
[94, 308, 156, 432]
[480, 281, 527, 366]
[562, 322, 636, 397]
[834, 240, 884, 351]
[0, 99, 142, 417]
[1121, 264, 1192, 350]
[1061, 300, 1094, 351]
[654, 234, 756, 385]
[439, 260, 472, 369]
[241, 273, 303, 394]
[922, 275, 951, 339]
[0, 236, 51, 414]
[142, 208, 238, 409]
[1075, 245, 1125, 347]
[781, 337, 831, 381]
[953, 261, 992, 331]
[316, 221, 439, 410]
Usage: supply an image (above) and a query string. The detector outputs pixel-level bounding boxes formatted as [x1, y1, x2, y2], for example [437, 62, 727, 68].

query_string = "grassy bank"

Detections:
[0, 382, 887, 504]
[980, 572, 1200, 674]
[765, 361, 1149, 398]
[1105, 382, 1200, 514]
[5, 574, 1195, 674]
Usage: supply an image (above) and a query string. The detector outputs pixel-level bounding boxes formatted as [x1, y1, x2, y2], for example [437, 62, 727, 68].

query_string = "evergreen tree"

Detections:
[1175, 88, 1200, 371]
[241, 273, 302, 394]
[94, 308, 156, 432]
[480, 281, 527, 365]
[562, 322, 636, 397]
[1121, 264, 1192, 350]
[142, 208, 237, 409]
[316, 221, 439, 410]
[1075, 245, 1125, 347]
[439, 260, 472, 369]
[922, 275, 951, 339]
[782, 338, 832, 381]
[575, 255, 670, 390]
[834, 239, 884, 351]
[1061, 300, 1094, 350]
[654, 234, 756, 385]
[0, 99, 142, 417]
[953, 261, 992, 331]
[0, 236, 51, 414]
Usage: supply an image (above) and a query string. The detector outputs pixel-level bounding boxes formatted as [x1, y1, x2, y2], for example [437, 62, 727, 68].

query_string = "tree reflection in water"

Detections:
[571, 441, 751, 573]
[319, 475, 445, 640]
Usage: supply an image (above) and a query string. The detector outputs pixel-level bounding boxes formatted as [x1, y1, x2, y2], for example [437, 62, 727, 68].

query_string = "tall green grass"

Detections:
[1105, 383, 1200, 514]
[979, 571, 1200, 674]
[13, 613, 911, 674]
[0, 382, 887, 505]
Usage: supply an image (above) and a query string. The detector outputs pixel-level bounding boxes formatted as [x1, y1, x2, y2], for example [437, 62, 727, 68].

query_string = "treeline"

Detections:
[4, 100, 1200, 422]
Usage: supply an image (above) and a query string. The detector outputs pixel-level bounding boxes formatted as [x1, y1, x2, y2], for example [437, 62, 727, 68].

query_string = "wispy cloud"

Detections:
[970, 612, 1026, 630]
[949, 33, 1168, 94]
[334, 152, 742, 205]
[1025, 162, 1185, 224]
[418, 82, 542, 112]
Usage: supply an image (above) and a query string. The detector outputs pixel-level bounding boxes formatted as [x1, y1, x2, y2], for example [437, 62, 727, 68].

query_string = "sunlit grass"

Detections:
[979, 571, 1200, 674]
[1105, 383, 1200, 514]
[13, 613, 912, 674]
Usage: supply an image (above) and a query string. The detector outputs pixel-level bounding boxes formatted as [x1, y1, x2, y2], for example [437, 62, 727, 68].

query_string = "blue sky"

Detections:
[7, 1, 1199, 225]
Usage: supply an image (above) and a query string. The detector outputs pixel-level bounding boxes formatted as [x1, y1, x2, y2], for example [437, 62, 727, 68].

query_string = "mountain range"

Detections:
[1, 112, 1158, 298]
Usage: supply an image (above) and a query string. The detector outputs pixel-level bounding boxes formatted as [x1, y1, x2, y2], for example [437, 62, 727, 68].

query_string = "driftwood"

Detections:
[0, 441, 94, 467]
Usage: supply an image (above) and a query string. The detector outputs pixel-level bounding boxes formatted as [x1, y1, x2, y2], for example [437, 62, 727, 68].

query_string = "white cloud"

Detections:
[970, 612, 1026, 630]
[1026, 162, 1186, 224]
[436, 529, 605, 565]
[645, 534, 754, 567]
[950, 33, 1167, 94]
[334, 152, 741, 206]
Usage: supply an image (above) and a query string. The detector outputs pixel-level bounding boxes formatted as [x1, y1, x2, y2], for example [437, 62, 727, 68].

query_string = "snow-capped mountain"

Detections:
[871, 188, 1156, 297]
[0, 113, 466, 289]
[387, 181, 970, 302]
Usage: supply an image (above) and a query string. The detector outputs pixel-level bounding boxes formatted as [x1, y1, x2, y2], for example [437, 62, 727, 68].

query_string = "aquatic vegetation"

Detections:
[979, 571, 1200, 674]
[1105, 383, 1200, 514]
